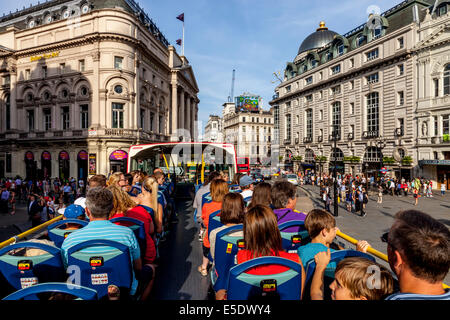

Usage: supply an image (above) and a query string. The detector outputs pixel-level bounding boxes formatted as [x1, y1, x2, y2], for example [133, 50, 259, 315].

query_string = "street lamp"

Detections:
[332, 124, 338, 217]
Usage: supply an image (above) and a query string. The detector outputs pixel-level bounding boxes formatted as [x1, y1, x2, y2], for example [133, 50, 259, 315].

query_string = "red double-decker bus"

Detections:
[237, 157, 250, 175]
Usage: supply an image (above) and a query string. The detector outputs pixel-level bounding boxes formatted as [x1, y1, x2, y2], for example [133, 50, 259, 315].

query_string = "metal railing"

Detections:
[0, 215, 63, 250]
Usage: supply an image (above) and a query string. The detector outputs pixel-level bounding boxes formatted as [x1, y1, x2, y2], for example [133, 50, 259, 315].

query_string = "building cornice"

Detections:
[270, 49, 412, 105]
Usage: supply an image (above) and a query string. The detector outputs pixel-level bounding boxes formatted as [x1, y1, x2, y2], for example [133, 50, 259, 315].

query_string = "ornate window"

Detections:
[444, 64, 450, 95]
[305, 109, 313, 138]
[332, 102, 341, 138]
[367, 92, 379, 134]
[112, 103, 124, 128]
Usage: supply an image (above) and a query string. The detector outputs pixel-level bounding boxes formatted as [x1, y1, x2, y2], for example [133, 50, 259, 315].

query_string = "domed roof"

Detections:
[298, 22, 339, 54]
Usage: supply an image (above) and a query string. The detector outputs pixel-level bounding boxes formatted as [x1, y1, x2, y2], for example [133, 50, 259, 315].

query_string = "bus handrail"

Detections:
[0, 215, 64, 250]
[336, 230, 449, 289]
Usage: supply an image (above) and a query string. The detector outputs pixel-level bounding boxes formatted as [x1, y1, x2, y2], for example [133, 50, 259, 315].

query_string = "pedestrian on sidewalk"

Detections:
[377, 185, 383, 203]
[413, 188, 419, 206]
[441, 183, 446, 196]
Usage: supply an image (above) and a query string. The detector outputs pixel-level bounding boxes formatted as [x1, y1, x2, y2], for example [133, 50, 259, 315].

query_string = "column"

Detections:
[179, 89, 185, 132]
[191, 99, 196, 140]
[9, 70, 17, 130]
[90, 50, 101, 128]
[186, 95, 191, 139]
[171, 84, 178, 137]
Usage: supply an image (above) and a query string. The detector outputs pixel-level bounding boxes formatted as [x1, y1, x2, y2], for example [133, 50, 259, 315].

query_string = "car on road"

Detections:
[286, 174, 299, 186]
[253, 173, 264, 184]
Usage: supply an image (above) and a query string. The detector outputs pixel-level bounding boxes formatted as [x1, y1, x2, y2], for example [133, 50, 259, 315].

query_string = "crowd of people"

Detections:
[193, 171, 450, 300]
[1, 169, 174, 300]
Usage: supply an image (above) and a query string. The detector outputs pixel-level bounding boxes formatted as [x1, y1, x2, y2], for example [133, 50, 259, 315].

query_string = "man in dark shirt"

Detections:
[28, 194, 44, 227]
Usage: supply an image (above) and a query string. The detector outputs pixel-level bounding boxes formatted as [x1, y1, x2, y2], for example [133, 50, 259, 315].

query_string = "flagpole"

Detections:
[182, 20, 185, 57]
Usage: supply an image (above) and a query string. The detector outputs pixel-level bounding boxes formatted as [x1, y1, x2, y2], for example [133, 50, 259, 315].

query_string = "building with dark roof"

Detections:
[0, 0, 199, 179]
[270, 0, 445, 181]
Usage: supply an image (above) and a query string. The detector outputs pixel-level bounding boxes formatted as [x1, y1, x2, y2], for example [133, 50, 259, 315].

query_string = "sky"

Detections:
[2, 0, 399, 134]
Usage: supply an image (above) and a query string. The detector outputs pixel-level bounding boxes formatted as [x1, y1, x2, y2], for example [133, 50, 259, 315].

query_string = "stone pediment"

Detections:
[415, 22, 450, 52]
[176, 64, 199, 93]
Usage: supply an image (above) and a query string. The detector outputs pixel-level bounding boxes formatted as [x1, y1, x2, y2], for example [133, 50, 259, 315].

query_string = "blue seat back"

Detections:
[243, 196, 252, 206]
[227, 257, 303, 300]
[211, 225, 243, 292]
[47, 219, 89, 248]
[207, 210, 223, 239]
[229, 184, 241, 193]
[66, 239, 133, 299]
[3, 282, 98, 300]
[278, 220, 310, 253]
[0, 242, 66, 297]
[194, 183, 203, 194]
[202, 192, 212, 208]
[304, 250, 376, 300]
[110, 217, 146, 257]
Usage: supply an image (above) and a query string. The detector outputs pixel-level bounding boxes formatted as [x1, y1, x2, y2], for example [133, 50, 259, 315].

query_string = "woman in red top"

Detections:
[198, 179, 229, 276]
[235, 205, 305, 298]
[108, 185, 156, 264]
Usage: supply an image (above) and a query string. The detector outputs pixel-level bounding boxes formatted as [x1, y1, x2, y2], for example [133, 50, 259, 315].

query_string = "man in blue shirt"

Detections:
[61, 187, 154, 300]
[385, 210, 450, 300]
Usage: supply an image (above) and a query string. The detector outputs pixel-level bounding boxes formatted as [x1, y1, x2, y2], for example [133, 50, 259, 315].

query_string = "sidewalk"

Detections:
[298, 184, 450, 285]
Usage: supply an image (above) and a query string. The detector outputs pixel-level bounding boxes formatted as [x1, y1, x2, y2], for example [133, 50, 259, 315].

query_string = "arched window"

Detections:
[367, 92, 379, 135]
[305, 149, 315, 162]
[335, 40, 345, 57]
[330, 148, 344, 161]
[444, 64, 450, 95]
[356, 34, 366, 47]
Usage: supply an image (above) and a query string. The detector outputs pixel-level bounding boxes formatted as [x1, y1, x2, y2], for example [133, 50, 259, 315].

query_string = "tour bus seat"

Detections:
[0, 242, 66, 298]
[66, 239, 133, 300]
[195, 183, 203, 194]
[228, 184, 240, 193]
[202, 192, 212, 208]
[207, 210, 223, 239]
[278, 220, 310, 253]
[243, 196, 252, 206]
[47, 219, 89, 248]
[110, 217, 146, 258]
[2, 282, 98, 300]
[207, 210, 223, 262]
[303, 250, 376, 300]
[227, 257, 303, 300]
[210, 225, 243, 292]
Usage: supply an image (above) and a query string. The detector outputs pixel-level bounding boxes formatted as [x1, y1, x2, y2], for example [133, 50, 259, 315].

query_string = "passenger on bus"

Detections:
[247, 182, 272, 210]
[239, 175, 254, 200]
[271, 180, 306, 232]
[62, 204, 86, 230]
[61, 187, 153, 300]
[210, 192, 245, 300]
[137, 177, 161, 234]
[198, 179, 229, 277]
[106, 172, 128, 189]
[193, 171, 222, 240]
[229, 173, 243, 193]
[311, 252, 394, 300]
[88, 174, 107, 188]
[210, 192, 245, 262]
[233, 205, 305, 298]
[384, 210, 450, 300]
[298, 209, 370, 268]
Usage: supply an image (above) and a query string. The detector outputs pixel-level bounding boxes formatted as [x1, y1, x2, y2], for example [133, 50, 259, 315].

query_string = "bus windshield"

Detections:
[128, 142, 237, 184]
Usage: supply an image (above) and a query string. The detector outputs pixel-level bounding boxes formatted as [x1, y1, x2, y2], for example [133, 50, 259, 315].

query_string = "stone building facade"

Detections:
[413, 2, 450, 190]
[0, 0, 199, 180]
[270, 0, 436, 180]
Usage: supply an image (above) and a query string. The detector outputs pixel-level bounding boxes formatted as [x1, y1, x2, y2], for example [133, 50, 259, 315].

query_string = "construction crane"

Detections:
[228, 69, 235, 102]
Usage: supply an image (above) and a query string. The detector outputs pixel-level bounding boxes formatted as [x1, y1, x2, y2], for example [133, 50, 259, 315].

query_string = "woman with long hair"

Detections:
[198, 179, 229, 276]
[237, 205, 305, 291]
[247, 182, 272, 209]
[138, 176, 161, 234]
[107, 172, 127, 189]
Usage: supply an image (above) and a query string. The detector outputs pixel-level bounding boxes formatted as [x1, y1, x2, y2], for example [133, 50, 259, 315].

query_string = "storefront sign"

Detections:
[89, 154, 96, 175]
[78, 150, 88, 160]
[59, 151, 70, 160]
[41, 151, 51, 161]
[419, 160, 450, 166]
[25, 151, 34, 161]
[109, 150, 128, 161]
[30, 51, 60, 62]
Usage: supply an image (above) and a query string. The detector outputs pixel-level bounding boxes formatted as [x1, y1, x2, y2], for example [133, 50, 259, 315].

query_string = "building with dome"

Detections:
[270, 0, 450, 186]
[0, 0, 199, 180]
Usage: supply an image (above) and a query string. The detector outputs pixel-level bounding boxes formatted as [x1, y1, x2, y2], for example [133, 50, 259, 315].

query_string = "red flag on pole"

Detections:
[176, 39, 182, 46]
[176, 13, 184, 22]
